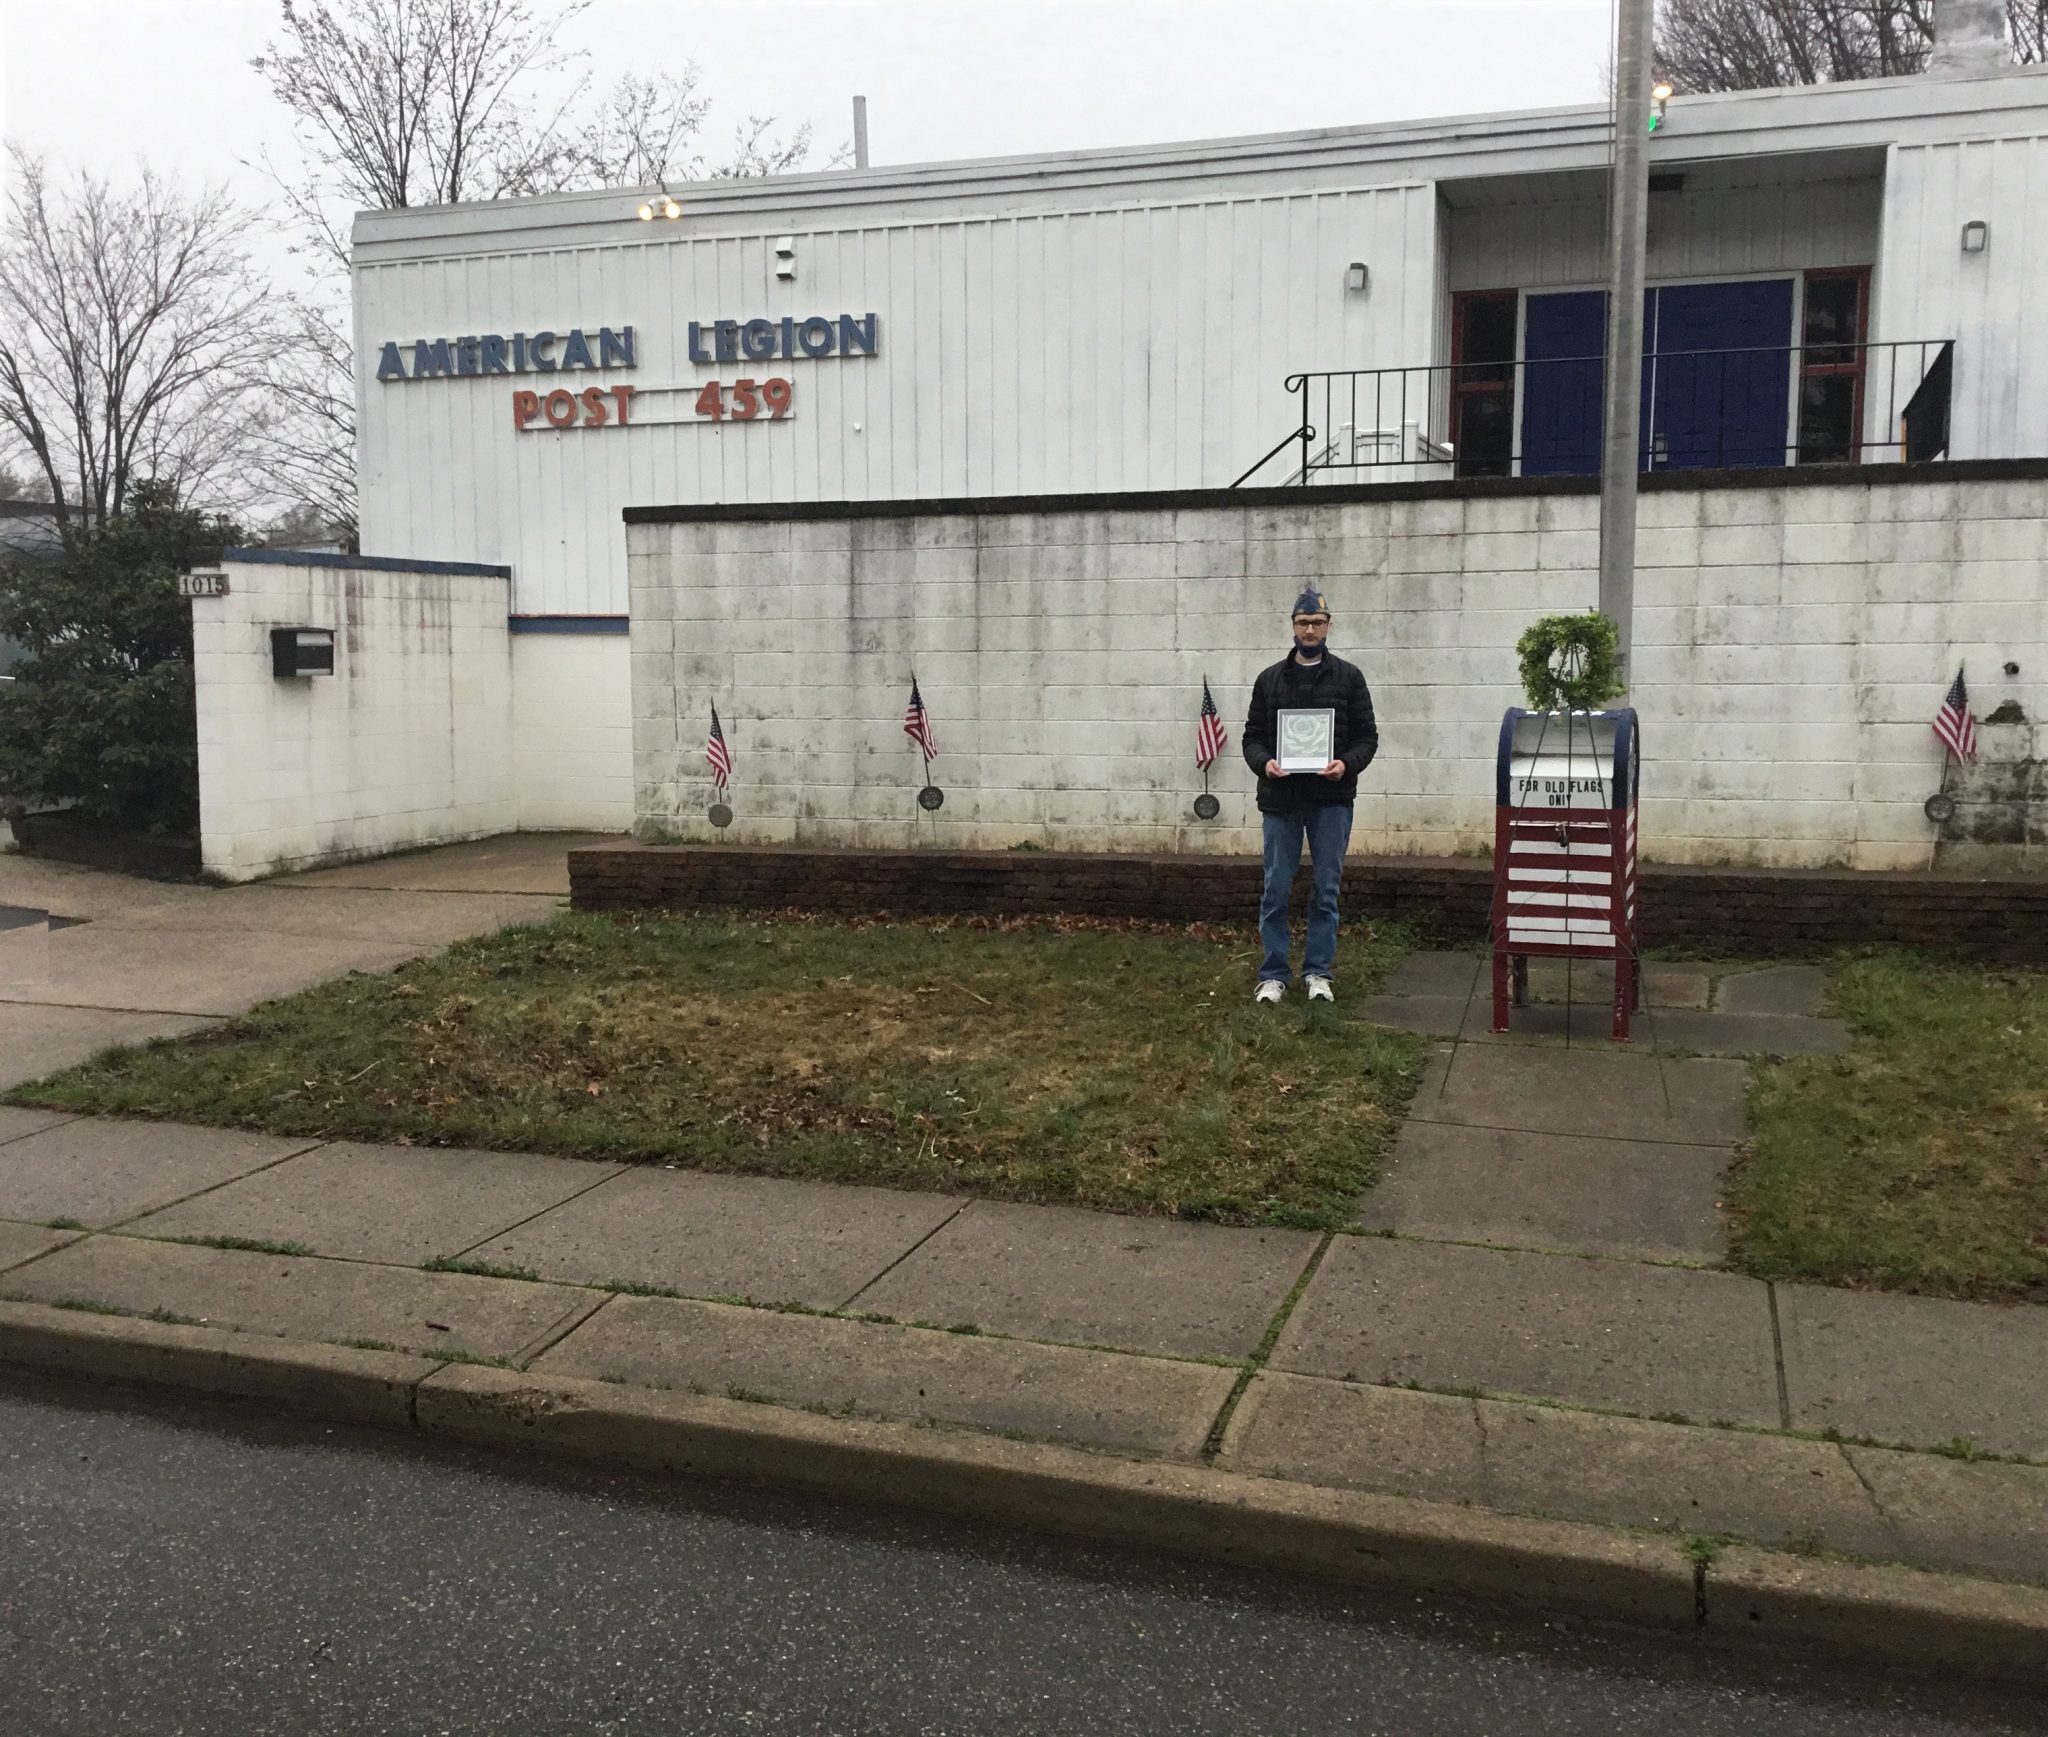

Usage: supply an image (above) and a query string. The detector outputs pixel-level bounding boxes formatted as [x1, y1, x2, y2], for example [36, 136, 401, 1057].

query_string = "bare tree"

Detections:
[250, 0, 827, 536]
[0, 148, 282, 531]
[1655, 0, 2039, 90]
[0, 462, 52, 504]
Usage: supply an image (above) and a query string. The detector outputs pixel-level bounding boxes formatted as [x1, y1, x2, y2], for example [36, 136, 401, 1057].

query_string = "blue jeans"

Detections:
[1259, 805, 1353, 984]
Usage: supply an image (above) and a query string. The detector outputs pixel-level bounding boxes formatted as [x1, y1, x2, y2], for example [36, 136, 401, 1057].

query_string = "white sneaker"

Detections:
[1254, 980, 1285, 1005]
[1305, 975, 1334, 1003]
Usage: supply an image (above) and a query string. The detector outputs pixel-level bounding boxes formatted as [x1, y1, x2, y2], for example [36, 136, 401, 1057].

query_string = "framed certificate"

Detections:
[1276, 707, 1337, 773]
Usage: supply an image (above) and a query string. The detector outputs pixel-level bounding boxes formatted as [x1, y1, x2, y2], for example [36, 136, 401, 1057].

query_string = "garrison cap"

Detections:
[1291, 589, 1331, 618]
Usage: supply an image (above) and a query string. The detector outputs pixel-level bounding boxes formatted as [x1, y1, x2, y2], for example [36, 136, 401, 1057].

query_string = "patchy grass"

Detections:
[167, 1234, 312, 1258]
[4, 910, 1423, 1231]
[422, 1255, 540, 1282]
[1731, 952, 2048, 1301]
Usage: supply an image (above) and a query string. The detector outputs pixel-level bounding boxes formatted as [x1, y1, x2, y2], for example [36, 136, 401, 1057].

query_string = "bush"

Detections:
[0, 482, 234, 836]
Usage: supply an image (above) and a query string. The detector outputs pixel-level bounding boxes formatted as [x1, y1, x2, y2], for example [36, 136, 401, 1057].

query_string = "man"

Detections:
[1241, 589, 1378, 1003]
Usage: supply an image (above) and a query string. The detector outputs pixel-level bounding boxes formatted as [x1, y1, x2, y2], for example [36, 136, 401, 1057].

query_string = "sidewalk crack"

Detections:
[1835, 1440, 1908, 1552]
[448, 1161, 635, 1259]
[836, 1197, 971, 1312]
[512, 1290, 615, 1367]
[1201, 1230, 1332, 1463]
[1766, 1282, 1793, 1430]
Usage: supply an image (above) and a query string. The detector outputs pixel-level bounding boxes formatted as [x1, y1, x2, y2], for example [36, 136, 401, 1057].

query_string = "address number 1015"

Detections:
[691, 377, 793, 421]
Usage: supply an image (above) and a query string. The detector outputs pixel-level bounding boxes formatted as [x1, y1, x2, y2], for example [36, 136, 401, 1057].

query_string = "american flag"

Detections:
[1933, 668, 1977, 761]
[1196, 678, 1228, 769]
[705, 704, 732, 789]
[903, 677, 938, 762]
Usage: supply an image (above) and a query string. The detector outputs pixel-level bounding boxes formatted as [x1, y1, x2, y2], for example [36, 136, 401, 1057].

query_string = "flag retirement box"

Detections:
[1491, 707, 1640, 1040]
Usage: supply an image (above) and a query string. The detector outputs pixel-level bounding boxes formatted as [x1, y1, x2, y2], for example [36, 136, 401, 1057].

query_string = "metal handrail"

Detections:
[1231, 422, 1315, 488]
[1235, 338, 1956, 485]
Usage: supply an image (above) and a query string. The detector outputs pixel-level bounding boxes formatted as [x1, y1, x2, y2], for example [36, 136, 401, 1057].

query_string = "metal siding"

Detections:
[355, 183, 1440, 614]
[1447, 178, 1882, 291]
[1880, 136, 2048, 461]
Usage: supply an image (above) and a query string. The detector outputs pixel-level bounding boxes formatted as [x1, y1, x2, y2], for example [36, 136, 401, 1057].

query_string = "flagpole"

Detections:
[1928, 745, 1953, 872]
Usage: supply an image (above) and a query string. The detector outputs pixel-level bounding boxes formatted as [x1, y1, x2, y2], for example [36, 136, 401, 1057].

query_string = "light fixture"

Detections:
[1345, 261, 1368, 292]
[634, 188, 683, 223]
[1649, 80, 1673, 132]
[637, 202, 653, 221]
[1962, 219, 1989, 253]
[775, 235, 796, 280]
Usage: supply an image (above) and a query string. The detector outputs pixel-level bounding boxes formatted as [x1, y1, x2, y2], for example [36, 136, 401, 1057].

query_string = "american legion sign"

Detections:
[371, 314, 880, 429]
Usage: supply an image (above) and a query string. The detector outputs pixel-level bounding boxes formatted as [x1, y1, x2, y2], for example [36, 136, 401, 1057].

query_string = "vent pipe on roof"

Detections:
[1927, 0, 2009, 75]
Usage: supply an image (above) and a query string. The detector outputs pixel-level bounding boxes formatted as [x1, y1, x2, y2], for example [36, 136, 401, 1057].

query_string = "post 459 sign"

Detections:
[687, 378, 792, 421]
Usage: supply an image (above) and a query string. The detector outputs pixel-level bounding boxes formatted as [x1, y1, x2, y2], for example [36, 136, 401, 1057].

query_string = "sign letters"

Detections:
[377, 326, 636, 383]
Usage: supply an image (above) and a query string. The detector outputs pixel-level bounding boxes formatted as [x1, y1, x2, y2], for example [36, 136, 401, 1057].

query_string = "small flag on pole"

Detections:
[1196, 678, 1228, 770]
[1933, 668, 1977, 761]
[706, 705, 733, 789]
[904, 677, 938, 762]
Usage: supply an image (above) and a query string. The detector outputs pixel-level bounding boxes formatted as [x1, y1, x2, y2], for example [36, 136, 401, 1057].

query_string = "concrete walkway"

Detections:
[0, 834, 612, 1090]
[2, 1090, 2044, 1590]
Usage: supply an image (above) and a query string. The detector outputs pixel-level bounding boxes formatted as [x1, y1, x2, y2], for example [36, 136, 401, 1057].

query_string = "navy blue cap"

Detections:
[1291, 589, 1330, 618]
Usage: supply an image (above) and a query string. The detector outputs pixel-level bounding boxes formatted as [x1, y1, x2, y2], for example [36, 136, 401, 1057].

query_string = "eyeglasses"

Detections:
[1293, 617, 1330, 628]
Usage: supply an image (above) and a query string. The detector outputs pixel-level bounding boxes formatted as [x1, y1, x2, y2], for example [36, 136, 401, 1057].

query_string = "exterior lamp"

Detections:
[634, 192, 683, 222]
[1649, 81, 1673, 132]
[1961, 220, 1989, 253]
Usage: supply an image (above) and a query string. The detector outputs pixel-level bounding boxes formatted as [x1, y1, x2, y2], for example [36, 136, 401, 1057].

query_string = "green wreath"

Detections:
[1516, 612, 1625, 712]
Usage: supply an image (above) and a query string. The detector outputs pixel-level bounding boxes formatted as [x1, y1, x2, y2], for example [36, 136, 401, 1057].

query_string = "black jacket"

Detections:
[1241, 651, 1378, 814]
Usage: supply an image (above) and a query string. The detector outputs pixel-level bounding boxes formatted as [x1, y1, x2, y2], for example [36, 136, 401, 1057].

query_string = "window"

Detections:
[1450, 290, 1517, 478]
[1795, 268, 1869, 465]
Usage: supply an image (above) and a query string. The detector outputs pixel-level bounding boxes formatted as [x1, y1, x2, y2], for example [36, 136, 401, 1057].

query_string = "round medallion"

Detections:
[707, 802, 733, 828]
[917, 785, 946, 811]
[1922, 792, 1956, 825]
[1192, 792, 1221, 820]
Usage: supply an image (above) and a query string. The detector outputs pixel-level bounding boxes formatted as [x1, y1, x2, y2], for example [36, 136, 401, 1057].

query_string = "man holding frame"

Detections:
[1241, 590, 1379, 1003]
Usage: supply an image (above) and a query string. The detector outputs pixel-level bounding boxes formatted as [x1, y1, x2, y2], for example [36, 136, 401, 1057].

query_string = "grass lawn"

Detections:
[1732, 951, 2048, 1301]
[7, 911, 1424, 1230]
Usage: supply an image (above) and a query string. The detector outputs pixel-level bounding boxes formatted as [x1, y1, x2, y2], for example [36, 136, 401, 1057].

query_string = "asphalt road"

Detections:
[1, 1383, 2042, 1737]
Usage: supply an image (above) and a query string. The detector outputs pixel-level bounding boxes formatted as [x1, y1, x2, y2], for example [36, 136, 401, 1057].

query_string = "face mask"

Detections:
[1293, 631, 1327, 659]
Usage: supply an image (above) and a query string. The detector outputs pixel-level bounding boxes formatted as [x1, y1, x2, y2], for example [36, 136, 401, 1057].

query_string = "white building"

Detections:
[348, 58, 2048, 839]
[184, 47, 2044, 880]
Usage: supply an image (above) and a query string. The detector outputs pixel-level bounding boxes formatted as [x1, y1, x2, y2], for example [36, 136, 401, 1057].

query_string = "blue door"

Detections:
[1647, 279, 1795, 470]
[1519, 290, 1610, 477]
[1518, 279, 1795, 474]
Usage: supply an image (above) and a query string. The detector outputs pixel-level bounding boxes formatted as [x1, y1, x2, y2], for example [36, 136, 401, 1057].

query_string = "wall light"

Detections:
[1345, 261, 1369, 292]
[775, 236, 797, 280]
[635, 192, 683, 222]
[1649, 80, 1673, 132]
[1962, 219, 1989, 253]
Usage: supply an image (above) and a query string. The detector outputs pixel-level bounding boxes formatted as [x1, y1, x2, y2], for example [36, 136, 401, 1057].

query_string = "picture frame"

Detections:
[1275, 707, 1337, 773]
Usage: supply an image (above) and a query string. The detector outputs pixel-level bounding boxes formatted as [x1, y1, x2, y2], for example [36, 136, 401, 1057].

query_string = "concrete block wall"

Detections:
[193, 554, 516, 881]
[625, 471, 2047, 871]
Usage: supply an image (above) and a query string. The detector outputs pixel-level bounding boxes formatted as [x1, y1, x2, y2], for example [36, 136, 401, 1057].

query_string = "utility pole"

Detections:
[1598, 0, 1654, 691]
[853, 96, 870, 169]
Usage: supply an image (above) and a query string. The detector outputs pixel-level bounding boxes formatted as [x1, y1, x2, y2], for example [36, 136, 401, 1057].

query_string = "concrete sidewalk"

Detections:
[1, 1093, 2043, 1595]
[0, 833, 612, 1090]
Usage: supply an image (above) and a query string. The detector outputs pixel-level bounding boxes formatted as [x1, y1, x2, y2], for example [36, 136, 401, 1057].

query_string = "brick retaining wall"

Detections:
[569, 845, 2048, 962]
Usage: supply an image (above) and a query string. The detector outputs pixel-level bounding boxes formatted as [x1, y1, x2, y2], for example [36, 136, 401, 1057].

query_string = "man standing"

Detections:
[1241, 590, 1378, 1003]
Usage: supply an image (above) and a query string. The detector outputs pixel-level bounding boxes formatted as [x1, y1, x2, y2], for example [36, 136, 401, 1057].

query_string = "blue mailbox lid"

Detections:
[1495, 707, 1638, 810]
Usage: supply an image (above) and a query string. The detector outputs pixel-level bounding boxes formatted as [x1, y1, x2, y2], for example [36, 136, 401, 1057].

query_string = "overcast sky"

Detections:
[1, 0, 1614, 219]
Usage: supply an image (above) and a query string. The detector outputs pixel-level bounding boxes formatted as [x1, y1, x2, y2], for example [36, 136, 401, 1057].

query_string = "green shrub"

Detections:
[0, 482, 235, 835]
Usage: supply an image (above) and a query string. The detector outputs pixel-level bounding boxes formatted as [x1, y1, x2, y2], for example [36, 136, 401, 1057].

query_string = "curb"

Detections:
[6, 1301, 2048, 1689]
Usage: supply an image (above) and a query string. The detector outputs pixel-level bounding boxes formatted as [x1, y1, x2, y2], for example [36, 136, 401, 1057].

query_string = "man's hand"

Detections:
[1319, 760, 1345, 780]
[1265, 759, 1288, 779]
